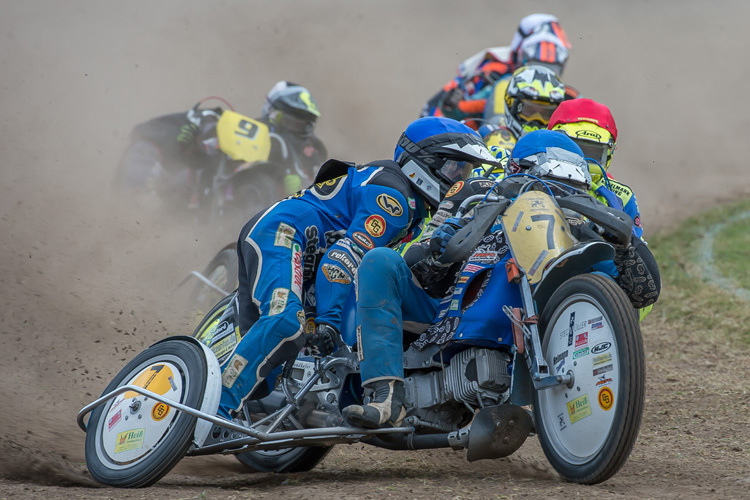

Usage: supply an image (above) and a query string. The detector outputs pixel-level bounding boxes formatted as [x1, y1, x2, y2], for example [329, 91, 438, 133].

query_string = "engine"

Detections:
[404, 347, 512, 431]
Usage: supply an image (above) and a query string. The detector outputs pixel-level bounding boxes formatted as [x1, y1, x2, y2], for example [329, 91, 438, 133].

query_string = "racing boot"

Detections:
[343, 378, 406, 429]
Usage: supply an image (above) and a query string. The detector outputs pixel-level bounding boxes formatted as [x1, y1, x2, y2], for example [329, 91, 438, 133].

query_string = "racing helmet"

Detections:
[394, 117, 500, 208]
[510, 14, 571, 65]
[548, 98, 618, 182]
[510, 129, 591, 190]
[479, 123, 517, 151]
[261, 81, 321, 137]
[518, 31, 570, 77]
[504, 65, 566, 138]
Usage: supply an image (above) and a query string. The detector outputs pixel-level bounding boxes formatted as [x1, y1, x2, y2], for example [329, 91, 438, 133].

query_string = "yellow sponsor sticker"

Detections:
[567, 394, 592, 424]
[364, 215, 386, 238]
[115, 428, 145, 453]
[598, 387, 614, 411]
[376, 194, 403, 217]
[151, 403, 171, 421]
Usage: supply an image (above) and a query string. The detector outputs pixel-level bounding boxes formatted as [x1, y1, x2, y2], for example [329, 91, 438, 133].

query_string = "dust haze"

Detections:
[1, 0, 749, 494]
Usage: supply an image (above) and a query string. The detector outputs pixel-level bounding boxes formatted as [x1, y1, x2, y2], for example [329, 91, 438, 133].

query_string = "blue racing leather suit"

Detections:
[218, 159, 424, 417]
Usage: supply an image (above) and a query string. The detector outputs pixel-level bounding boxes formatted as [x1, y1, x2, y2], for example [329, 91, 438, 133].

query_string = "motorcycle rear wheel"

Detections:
[84, 339, 209, 487]
[235, 446, 332, 473]
[533, 273, 644, 484]
[189, 247, 239, 319]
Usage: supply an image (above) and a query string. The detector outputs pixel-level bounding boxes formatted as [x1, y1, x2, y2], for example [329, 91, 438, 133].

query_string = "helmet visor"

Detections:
[517, 100, 558, 124]
[574, 139, 610, 169]
[439, 159, 474, 184]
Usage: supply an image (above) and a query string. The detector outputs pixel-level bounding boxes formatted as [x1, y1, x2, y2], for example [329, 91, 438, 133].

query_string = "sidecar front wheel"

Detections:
[84, 338, 209, 487]
[533, 273, 645, 484]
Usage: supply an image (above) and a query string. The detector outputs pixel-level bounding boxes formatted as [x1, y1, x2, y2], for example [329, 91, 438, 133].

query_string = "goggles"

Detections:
[516, 100, 558, 125]
[574, 139, 610, 169]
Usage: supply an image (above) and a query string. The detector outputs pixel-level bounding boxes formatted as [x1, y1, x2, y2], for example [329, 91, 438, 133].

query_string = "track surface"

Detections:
[2, 1, 749, 498]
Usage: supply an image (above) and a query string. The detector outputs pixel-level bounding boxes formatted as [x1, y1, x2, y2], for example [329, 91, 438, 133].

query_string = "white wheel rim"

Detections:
[96, 355, 189, 468]
[537, 293, 619, 464]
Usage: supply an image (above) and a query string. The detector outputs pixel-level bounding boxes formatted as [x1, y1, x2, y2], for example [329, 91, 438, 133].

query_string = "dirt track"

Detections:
[1, 1, 750, 498]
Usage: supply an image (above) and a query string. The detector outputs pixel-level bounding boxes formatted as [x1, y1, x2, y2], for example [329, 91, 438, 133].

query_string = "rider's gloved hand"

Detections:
[177, 123, 199, 150]
[429, 217, 464, 258]
[305, 323, 337, 358]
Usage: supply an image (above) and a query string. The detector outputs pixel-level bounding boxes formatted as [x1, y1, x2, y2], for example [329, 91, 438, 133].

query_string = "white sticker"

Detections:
[269, 288, 289, 316]
[222, 353, 248, 389]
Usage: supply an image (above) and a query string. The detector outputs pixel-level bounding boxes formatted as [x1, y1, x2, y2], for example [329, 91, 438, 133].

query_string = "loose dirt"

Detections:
[2, 1, 749, 498]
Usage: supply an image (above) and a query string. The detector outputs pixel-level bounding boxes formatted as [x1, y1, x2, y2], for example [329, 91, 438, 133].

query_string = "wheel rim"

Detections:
[95, 355, 190, 468]
[537, 293, 619, 465]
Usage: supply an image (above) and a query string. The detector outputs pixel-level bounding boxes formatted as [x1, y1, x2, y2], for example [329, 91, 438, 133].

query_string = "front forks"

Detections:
[505, 276, 573, 390]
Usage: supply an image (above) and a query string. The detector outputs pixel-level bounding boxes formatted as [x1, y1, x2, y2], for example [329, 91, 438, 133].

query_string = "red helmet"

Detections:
[548, 99, 617, 141]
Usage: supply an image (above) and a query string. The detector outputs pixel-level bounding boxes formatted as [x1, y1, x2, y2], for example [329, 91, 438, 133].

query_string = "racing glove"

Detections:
[177, 123, 199, 150]
[305, 323, 337, 358]
[429, 217, 464, 258]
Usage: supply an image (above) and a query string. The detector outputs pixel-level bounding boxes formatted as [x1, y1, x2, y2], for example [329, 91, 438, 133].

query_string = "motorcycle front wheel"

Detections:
[84, 338, 209, 487]
[533, 273, 645, 484]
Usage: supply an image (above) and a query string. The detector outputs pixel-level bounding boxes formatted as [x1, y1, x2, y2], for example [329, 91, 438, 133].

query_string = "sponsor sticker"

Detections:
[573, 347, 589, 359]
[593, 363, 614, 376]
[321, 263, 352, 284]
[458, 276, 469, 284]
[291, 243, 303, 300]
[115, 428, 145, 454]
[575, 332, 588, 348]
[450, 299, 460, 311]
[591, 321, 603, 330]
[274, 222, 296, 248]
[567, 394, 592, 424]
[151, 402, 170, 421]
[464, 264, 484, 273]
[445, 181, 464, 198]
[108, 409, 122, 430]
[587, 316, 603, 324]
[352, 231, 374, 250]
[592, 353, 612, 366]
[364, 215, 386, 237]
[305, 317, 316, 334]
[210, 332, 238, 360]
[555, 359, 565, 373]
[269, 288, 289, 316]
[376, 194, 403, 217]
[567, 312, 575, 346]
[553, 350, 568, 365]
[297, 310, 306, 325]
[408, 197, 416, 209]
[596, 376, 613, 387]
[591, 342, 611, 354]
[557, 412, 567, 431]
[598, 387, 614, 411]
[222, 353, 248, 389]
[328, 249, 357, 276]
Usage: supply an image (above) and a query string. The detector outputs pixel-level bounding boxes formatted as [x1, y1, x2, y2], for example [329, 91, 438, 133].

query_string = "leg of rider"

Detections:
[217, 221, 306, 419]
[344, 248, 439, 427]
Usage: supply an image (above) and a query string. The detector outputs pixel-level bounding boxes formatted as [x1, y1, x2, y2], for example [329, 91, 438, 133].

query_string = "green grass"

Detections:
[648, 198, 750, 346]
[713, 215, 750, 291]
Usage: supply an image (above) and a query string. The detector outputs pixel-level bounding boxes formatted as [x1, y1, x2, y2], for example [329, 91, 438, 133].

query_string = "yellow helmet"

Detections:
[504, 65, 565, 138]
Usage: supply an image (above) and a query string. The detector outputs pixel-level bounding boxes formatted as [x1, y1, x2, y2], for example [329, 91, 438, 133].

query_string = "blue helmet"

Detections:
[394, 117, 499, 207]
[510, 129, 591, 189]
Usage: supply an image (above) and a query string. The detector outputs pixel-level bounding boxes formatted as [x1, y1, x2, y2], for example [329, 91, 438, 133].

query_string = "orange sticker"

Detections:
[364, 215, 386, 237]
[598, 387, 614, 411]
[151, 402, 171, 421]
[445, 181, 464, 198]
